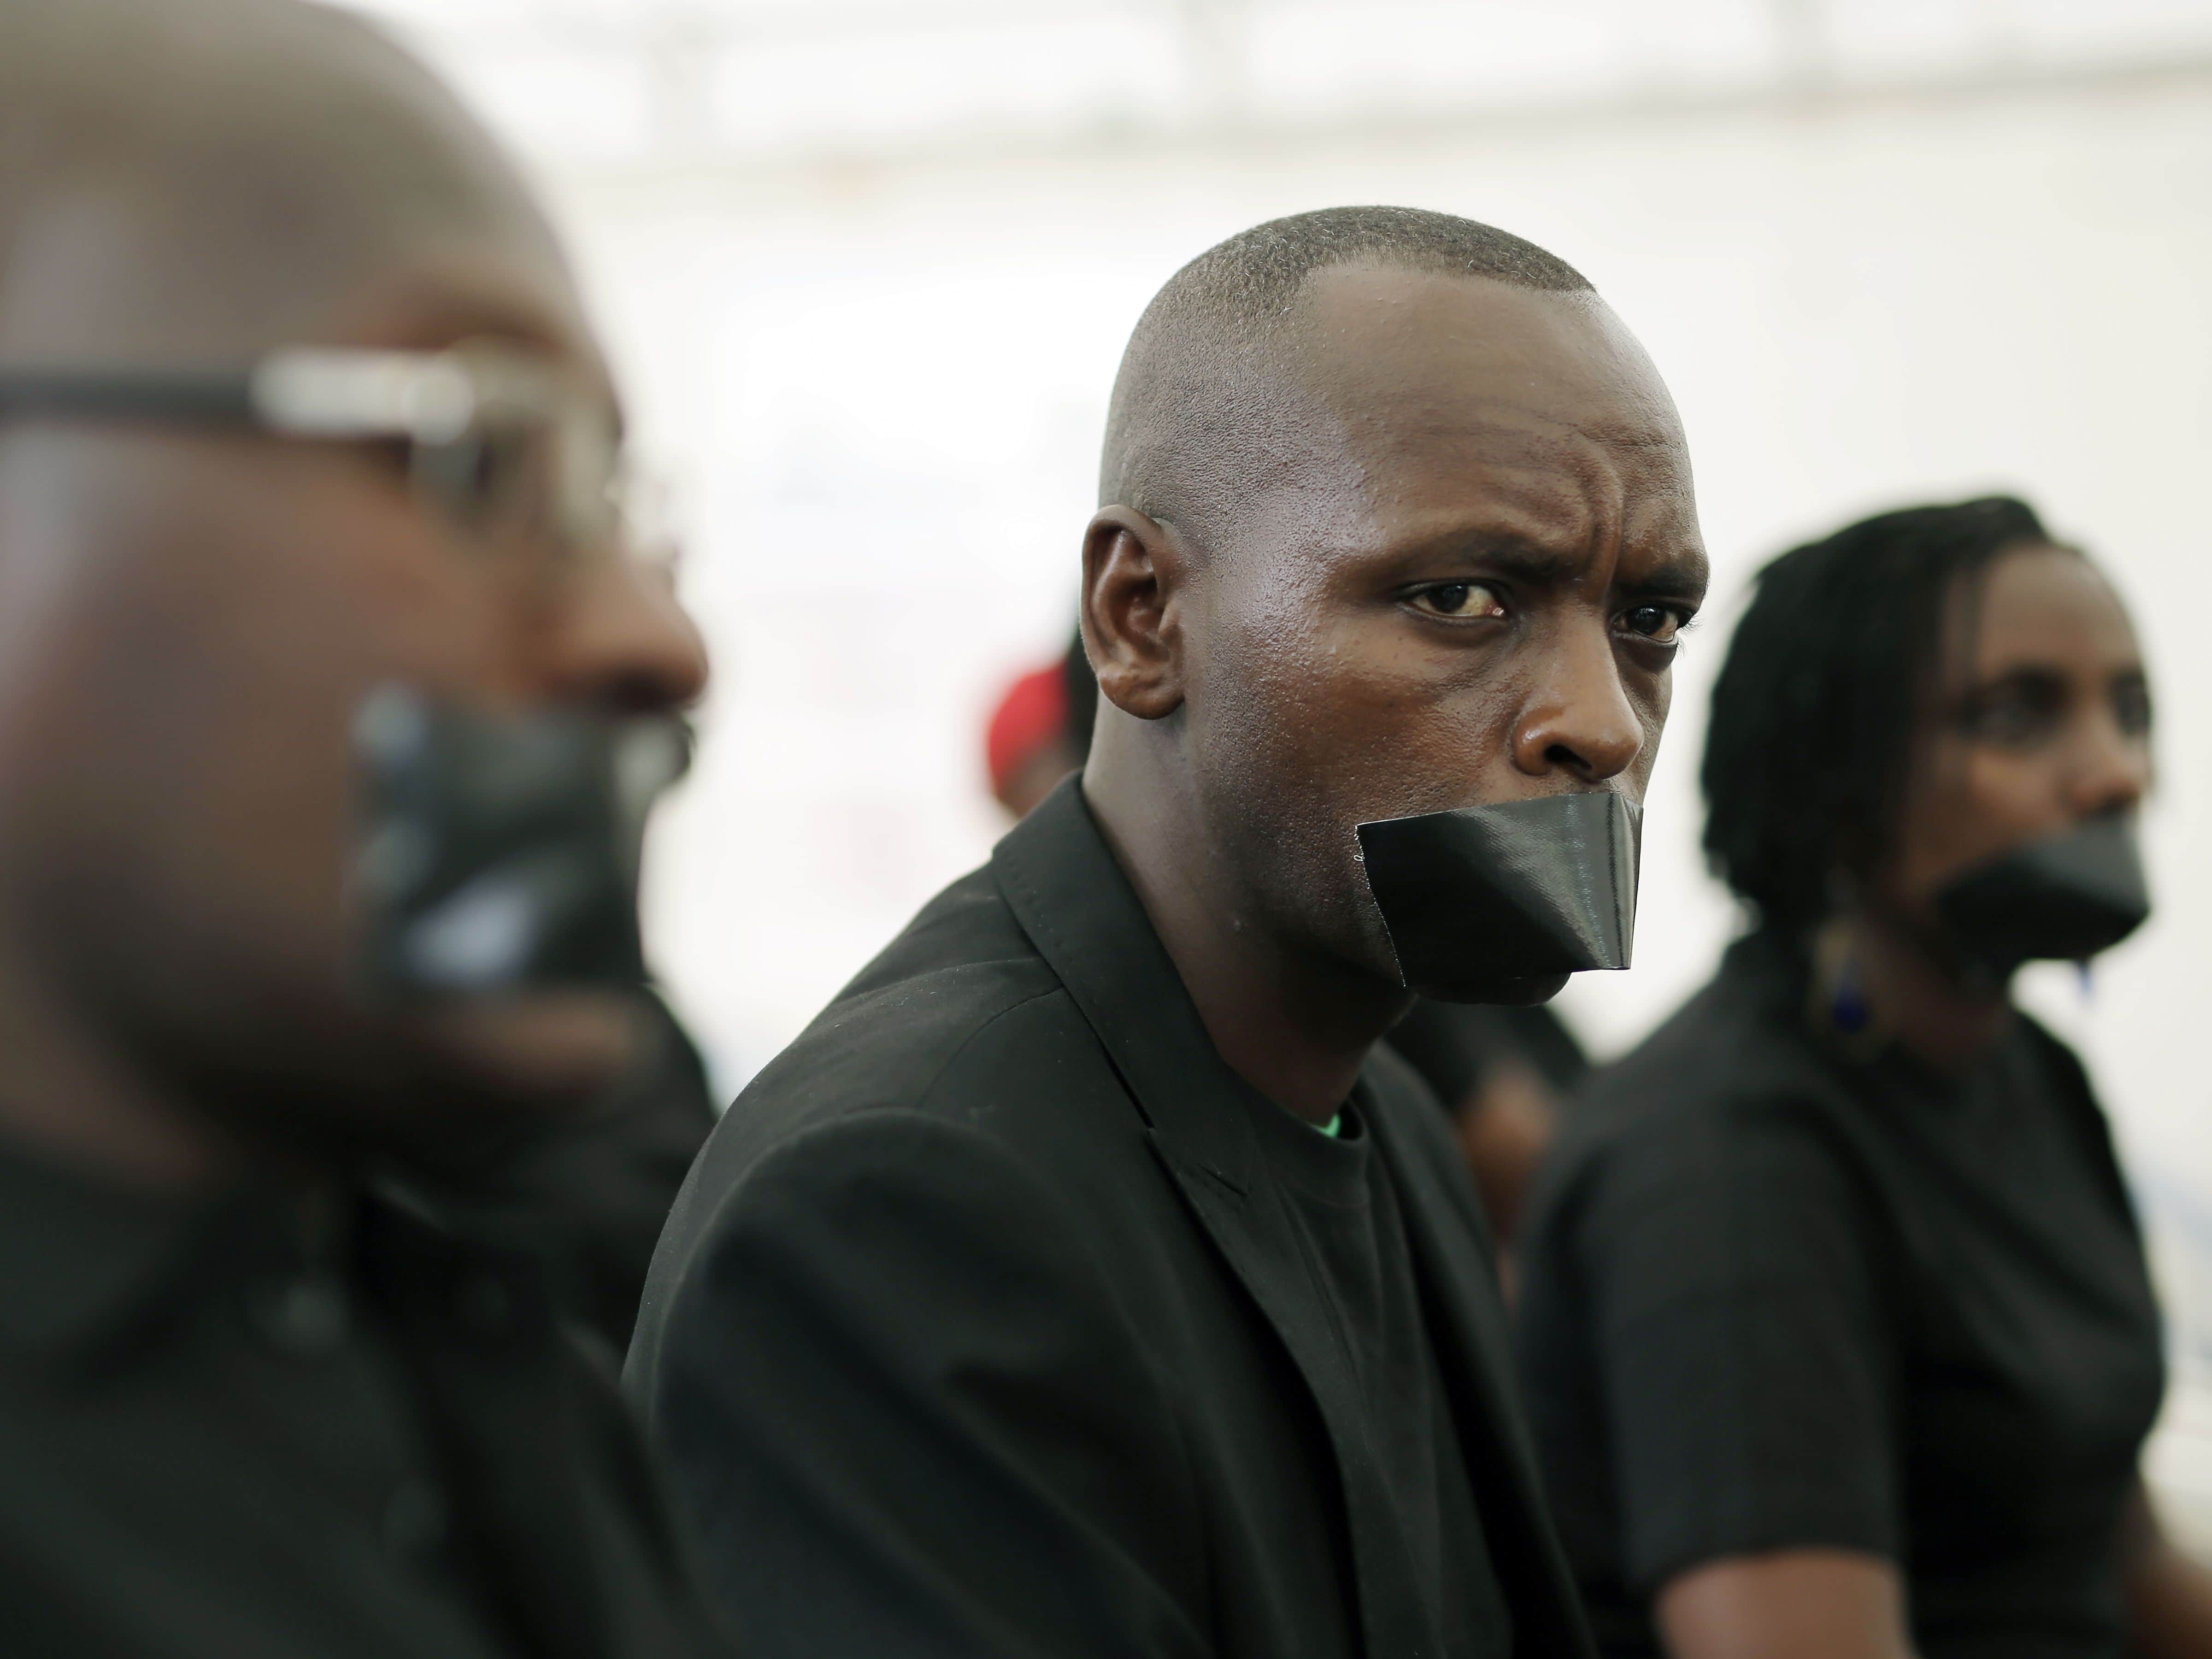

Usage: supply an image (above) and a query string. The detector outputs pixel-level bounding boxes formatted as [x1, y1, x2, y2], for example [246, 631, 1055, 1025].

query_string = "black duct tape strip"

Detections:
[352, 687, 684, 999]
[1357, 792, 1641, 1005]
[1933, 814, 2149, 983]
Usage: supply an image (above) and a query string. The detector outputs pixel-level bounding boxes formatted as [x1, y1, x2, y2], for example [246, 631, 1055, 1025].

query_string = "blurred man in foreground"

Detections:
[633, 206, 1707, 1658]
[0, 2, 723, 1652]
[434, 993, 719, 1352]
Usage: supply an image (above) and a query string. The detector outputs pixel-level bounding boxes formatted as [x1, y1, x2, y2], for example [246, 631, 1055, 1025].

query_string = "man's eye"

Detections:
[1619, 603, 1688, 644]
[1411, 582, 1504, 620]
[414, 429, 548, 537]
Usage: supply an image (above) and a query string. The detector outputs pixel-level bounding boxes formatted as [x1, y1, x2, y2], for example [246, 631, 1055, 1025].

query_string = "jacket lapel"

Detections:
[991, 780, 1437, 1659]
[1367, 1101, 1594, 1658]
[1148, 1143, 1450, 1659]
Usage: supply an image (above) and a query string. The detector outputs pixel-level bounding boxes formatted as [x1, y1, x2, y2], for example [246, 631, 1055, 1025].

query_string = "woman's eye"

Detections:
[1970, 702, 2055, 747]
[1411, 582, 1504, 620]
[2113, 679, 2154, 738]
[1619, 603, 1688, 644]
[1960, 689, 2061, 748]
[1956, 669, 2071, 748]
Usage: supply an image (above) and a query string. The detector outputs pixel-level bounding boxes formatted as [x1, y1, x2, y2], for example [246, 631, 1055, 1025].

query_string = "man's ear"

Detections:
[1080, 506, 1188, 721]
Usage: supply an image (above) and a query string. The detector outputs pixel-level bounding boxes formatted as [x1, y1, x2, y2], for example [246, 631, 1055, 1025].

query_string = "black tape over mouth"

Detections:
[352, 686, 686, 999]
[1932, 814, 2149, 984]
[1356, 792, 1641, 1005]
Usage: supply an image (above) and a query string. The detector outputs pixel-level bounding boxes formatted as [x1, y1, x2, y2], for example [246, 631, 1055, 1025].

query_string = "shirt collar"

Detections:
[0, 1136, 444, 1368]
[0, 1140, 265, 1359]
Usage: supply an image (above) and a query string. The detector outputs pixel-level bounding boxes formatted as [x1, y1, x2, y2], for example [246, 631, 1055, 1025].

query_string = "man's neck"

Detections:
[0, 942, 237, 1190]
[1082, 767, 1406, 1127]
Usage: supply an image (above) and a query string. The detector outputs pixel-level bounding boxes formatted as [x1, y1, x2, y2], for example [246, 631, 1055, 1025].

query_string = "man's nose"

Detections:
[540, 549, 711, 715]
[1508, 618, 1645, 784]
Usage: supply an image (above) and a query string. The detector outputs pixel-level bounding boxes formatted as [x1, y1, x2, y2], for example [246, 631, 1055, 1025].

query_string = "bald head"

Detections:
[1100, 206, 1596, 554]
[0, 0, 569, 363]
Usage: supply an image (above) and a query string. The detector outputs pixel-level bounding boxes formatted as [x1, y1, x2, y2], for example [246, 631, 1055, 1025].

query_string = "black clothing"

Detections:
[0, 1143, 725, 1659]
[628, 777, 1590, 1659]
[418, 995, 717, 1347]
[1517, 930, 2165, 1659]
[1251, 1095, 1515, 1659]
[1388, 1002, 1589, 1113]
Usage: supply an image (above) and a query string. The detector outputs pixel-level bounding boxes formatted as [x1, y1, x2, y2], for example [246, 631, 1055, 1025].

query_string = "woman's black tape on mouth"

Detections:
[1357, 792, 1641, 1006]
[1933, 814, 2150, 986]
[350, 685, 686, 999]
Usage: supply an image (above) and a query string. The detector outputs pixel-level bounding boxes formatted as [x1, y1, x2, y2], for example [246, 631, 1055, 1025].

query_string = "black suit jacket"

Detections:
[627, 780, 1592, 1658]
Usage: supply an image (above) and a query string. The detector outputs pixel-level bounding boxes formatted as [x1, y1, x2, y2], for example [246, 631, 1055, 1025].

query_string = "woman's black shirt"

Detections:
[1516, 930, 2165, 1659]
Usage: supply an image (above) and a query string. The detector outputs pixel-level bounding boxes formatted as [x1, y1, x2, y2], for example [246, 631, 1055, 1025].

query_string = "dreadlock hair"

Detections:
[1701, 495, 2057, 936]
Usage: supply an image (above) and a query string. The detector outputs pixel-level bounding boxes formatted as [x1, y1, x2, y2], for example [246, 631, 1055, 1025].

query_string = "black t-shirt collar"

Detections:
[1245, 1089, 1372, 1208]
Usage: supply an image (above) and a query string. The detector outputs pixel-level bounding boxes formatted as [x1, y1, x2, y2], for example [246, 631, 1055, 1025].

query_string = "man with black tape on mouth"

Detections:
[0, 2, 724, 1653]
[632, 205, 1708, 1659]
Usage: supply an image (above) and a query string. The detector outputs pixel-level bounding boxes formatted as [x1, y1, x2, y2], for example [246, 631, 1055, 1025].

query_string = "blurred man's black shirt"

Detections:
[0, 1142, 723, 1659]
[412, 994, 718, 1351]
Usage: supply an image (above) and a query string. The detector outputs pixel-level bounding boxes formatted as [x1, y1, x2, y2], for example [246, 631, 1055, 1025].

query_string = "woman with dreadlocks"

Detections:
[1514, 498, 2212, 1658]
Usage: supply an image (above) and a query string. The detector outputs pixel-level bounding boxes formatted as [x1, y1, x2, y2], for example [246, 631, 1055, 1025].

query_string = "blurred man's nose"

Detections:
[541, 549, 711, 714]
[1510, 618, 1644, 784]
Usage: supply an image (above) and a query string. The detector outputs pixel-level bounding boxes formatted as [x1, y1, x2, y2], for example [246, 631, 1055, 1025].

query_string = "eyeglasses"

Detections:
[0, 343, 642, 562]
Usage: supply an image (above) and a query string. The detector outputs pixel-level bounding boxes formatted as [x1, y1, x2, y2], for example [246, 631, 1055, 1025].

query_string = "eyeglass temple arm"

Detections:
[0, 371, 258, 424]
[0, 351, 504, 441]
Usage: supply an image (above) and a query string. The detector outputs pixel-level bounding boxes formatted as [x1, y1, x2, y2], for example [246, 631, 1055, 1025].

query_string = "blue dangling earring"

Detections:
[1831, 948, 1872, 1036]
[1810, 903, 1888, 1057]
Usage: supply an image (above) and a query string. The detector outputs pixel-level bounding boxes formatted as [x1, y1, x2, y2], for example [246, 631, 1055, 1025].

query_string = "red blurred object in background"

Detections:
[984, 662, 1076, 818]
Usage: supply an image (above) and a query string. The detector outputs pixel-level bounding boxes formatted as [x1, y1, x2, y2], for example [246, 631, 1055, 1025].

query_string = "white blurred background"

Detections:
[353, 0, 2212, 1528]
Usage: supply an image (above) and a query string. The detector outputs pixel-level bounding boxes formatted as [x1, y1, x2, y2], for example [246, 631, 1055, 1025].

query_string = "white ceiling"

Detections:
[347, 0, 2212, 166]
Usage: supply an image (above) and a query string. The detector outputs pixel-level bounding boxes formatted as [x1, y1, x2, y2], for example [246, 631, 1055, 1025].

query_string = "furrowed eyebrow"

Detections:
[1377, 521, 1709, 603]
[1614, 555, 1710, 605]
[1385, 532, 1581, 586]
[1472, 545, 1583, 587]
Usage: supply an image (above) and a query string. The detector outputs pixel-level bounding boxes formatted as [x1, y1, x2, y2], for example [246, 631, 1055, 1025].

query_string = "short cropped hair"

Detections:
[1700, 496, 2055, 934]
[1099, 206, 1593, 544]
